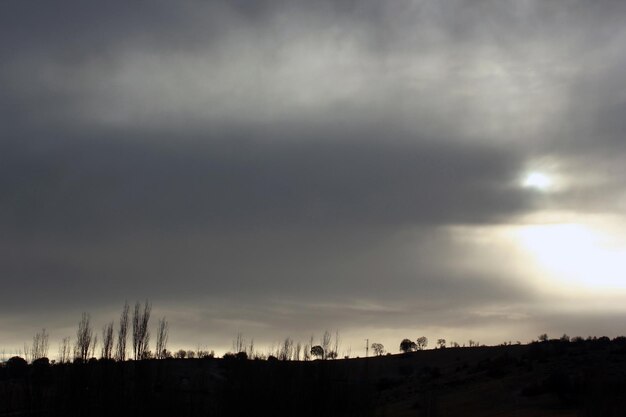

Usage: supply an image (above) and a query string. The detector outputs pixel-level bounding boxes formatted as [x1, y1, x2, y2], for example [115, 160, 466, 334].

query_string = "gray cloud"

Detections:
[0, 133, 528, 239]
[3, 0, 626, 354]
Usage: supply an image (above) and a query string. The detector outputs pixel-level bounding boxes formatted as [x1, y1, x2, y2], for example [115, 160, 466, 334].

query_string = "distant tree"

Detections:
[416, 336, 428, 350]
[7, 356, 28, 377]
[279, 338, 294, 360]
[198, 350, 214, 359]
[32, 357, 49, 367]
[295, 342, 302, 361]
[311, 345, 324, 360]
[538, 333, 549, 342]
[155, 317, 169, 359]
[247, 339, 255, 358]
[175, 349, 186, 359]
[115, 301, 130, 361]
[321, 331, 331, 360]
[76, 313, 93, 362]
[333, 330, 340, 360]
[132, 300, 151, 360]
[437, 339, 446, 349]
[326, 351, 338, 360]
[31, 328, 49, 361]
[560, 334, 570, 342]
[233, 333, 245, 354]
[90, 334, 98, 359]
[371, 343, 385, 356]
[101, 322, 114, 360]
[58, 337, 71, 364]
[400, 339, 417, 353]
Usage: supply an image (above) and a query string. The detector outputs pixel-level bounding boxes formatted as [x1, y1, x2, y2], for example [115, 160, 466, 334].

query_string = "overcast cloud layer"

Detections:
[3, 0, 626, 356]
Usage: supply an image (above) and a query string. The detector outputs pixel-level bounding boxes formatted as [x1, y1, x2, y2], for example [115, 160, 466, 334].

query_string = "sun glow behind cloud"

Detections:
[522, 172, 553, 190]
[514, 222, 626, 290]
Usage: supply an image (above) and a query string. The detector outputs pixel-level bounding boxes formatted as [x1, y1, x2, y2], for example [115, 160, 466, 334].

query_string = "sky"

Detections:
[3, 0, 626, 359]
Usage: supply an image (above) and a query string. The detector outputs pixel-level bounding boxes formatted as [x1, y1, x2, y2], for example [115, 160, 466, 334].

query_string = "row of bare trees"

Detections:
[22, 329, 50, 362]
[49, 300, 168, 363]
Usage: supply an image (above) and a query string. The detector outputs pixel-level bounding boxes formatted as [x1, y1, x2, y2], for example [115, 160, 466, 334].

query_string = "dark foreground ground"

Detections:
[2, 339, 626, 417]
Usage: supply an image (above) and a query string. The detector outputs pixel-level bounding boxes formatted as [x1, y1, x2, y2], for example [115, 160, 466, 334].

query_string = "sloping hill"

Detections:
[2, 339, 626, 416]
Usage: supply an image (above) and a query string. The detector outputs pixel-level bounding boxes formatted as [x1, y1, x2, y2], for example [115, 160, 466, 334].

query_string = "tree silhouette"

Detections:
[58, 336, 71, 364]
[76, 313, 93, 362]
[416, 336, 428, 350]
[155, 317, 169, 359]
[371, 342, 385, 356]
[311, 345, 324, 360]
[132, 300, 151, 360]
[115, 301, 129, 361]
[101, 322, 114, 360]
[31, 328, 49, 361]
[400, 338, 416, 353]
[321, 331, 331, 360]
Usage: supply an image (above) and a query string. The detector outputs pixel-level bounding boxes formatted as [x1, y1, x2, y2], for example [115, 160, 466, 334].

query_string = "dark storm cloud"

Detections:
[0, 133, 528, 240]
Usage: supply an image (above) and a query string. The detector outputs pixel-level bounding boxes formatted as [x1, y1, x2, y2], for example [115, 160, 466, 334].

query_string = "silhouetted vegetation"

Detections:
[132, 300, 151, 360]
[400, 338, 417, 353]
[115, 301, 130, 361]
[75, 312, 93, 362]
[371, 342, 385, 356]
[3, 335, 626, 416]
[5, 306, 626, 416]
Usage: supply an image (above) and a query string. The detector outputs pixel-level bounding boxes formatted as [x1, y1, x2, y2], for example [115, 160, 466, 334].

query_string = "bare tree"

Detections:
[295, 342, 302, 361]
[155, 317, 169, 360]
[101, 322, 114, 360]
[132, 300, 151, 360]
[233, 333, 245, 353]
[23, 343, 31, 363]
[303, 343, 310, 361]
[321, 331, 331, 360]
[116, 301, 129, 361]
[279, 338, 294, 360]
[247, 339, 255, 358]
[58, 337, 71, 364]
[90, 334, 98, 359]
[76, 313, 93, 361]
[332, 330, 340, 360]
[437, 338, 446, 349]
[31, 328, 49, 360]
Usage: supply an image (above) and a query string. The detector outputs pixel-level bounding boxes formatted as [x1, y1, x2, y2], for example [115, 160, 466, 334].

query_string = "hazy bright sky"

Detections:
[3, 0, 626, 358]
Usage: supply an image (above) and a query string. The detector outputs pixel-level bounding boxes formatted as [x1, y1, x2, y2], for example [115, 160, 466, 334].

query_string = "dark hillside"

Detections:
[2, 339, 626, 416]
